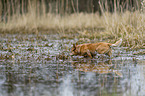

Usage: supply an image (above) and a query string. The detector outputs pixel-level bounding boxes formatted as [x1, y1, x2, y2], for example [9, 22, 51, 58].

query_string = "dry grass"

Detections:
[99, 11, 145, 48]
[0, 9, 145, 49]
[0, 12, 102, 33]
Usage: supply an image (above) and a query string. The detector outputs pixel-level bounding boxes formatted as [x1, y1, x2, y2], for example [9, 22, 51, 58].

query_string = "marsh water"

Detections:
[0, 34, 145, 96]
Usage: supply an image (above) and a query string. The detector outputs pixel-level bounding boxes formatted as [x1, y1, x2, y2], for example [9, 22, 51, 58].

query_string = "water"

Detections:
[0, 34, 145, 96]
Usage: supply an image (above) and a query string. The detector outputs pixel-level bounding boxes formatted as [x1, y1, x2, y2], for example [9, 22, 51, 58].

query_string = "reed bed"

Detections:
[0, 0, 145, 49]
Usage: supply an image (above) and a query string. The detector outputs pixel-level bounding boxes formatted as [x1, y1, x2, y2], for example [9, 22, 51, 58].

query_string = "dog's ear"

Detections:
[73, 44, 76, 48]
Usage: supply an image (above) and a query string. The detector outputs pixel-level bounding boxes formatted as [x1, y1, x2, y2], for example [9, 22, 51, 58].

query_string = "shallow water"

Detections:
[0, 34, 145, 96]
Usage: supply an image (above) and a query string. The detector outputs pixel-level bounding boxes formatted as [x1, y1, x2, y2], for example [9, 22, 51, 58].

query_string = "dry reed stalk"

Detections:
[98, 1, 108, 25]
[42, 0, 46, 17]
[76, 0, 79, 13]
[71, 0, 76, 13]
[11, 0, 15, 16]
[7, 0, 10, 23]
[0, 1, 2, 22]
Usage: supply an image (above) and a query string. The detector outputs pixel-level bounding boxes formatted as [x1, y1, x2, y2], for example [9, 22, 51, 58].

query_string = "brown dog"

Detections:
[70, 39, 122, 58]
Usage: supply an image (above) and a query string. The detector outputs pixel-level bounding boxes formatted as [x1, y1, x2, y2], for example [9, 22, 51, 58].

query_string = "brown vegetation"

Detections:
[0, 0, 145, 49]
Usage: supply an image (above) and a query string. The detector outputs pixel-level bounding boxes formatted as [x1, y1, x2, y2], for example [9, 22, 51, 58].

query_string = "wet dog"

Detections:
[70, 39, 122, 58]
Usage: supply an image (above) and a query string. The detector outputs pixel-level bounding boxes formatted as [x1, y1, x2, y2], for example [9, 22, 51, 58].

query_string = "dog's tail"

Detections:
[110, 39, 122, 47]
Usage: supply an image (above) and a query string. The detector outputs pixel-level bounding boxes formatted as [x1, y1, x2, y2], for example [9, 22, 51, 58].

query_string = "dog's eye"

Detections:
[73, 49, 75, 51]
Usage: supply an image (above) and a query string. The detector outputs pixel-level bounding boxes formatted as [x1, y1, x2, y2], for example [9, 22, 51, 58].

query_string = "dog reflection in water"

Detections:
[72, 60, 123, 77]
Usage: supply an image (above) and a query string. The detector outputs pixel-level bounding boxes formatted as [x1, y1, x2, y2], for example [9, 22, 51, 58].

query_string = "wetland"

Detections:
[0, 34, 145, 96]
[1, 0, 145, 96]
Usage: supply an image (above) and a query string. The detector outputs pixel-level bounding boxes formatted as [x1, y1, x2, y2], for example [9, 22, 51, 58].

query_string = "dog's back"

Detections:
[70, 39, 122, 58]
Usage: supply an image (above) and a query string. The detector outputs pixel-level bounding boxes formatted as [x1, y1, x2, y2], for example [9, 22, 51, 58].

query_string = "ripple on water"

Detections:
[0, 34, 145, 96]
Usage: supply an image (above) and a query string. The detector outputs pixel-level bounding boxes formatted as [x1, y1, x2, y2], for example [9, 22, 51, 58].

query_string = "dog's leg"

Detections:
[106, 49, 112, 57]
[97, 48, 111, 57]
[86, 50, 92, 58]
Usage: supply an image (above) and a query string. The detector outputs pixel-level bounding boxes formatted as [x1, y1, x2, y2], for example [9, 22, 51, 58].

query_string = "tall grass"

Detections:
[0, 0, 145, 49]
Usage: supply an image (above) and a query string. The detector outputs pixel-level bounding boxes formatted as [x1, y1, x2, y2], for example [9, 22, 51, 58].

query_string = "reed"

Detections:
[0, 0, 145, 49]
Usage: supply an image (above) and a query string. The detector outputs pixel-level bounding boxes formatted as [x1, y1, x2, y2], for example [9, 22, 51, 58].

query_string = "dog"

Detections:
[70, 39, 122, 58]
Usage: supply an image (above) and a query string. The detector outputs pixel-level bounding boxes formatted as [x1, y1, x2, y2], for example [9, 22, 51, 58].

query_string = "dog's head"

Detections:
[70, 44, 79, 56]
